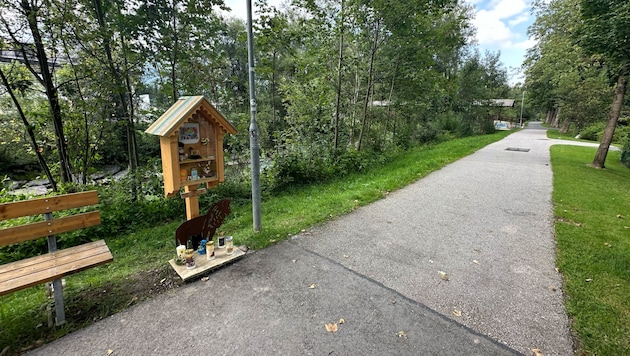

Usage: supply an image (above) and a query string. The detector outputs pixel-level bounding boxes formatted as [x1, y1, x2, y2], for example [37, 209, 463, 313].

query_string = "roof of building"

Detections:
[145, 96, 237, 137]
[473, 99, 516, 107]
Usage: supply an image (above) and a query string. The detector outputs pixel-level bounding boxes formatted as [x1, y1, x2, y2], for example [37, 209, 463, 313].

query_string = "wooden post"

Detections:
[184, 185, 200, 220]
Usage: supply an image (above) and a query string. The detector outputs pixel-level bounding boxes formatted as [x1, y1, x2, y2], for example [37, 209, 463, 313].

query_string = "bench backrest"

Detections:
[0, 191, 101, 248]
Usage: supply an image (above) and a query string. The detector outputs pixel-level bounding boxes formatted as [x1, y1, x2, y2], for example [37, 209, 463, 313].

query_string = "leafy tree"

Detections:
[0, 63, 57, 190]
[525, 0, 611, 133]
[0, 0, 74, 182]
[579, 0, 630, 168]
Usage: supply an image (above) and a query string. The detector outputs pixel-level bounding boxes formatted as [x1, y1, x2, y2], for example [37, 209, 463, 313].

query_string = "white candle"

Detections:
[176, 245, 186, 260]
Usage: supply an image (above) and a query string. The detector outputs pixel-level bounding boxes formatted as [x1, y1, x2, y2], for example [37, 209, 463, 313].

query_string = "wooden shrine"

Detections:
[145, 96, 236, 220]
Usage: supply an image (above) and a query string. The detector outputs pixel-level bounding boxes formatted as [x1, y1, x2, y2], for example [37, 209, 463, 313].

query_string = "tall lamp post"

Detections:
[246, 0, 261, 232]
[519, 90, 525, 128]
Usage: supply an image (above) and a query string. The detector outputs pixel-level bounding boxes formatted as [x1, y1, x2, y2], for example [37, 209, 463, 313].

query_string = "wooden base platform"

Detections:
[169, 246, 245, 281]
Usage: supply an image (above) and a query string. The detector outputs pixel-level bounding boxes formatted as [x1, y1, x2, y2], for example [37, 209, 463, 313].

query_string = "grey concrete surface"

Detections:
[28, 122, 580, 356]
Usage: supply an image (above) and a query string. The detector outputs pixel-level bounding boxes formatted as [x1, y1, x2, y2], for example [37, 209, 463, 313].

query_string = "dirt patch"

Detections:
[66, 266, 184, 325]
[7, 266, 184, 356]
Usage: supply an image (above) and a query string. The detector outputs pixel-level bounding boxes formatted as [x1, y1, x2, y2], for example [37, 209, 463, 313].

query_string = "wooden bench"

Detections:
[0, 191, 113, 325]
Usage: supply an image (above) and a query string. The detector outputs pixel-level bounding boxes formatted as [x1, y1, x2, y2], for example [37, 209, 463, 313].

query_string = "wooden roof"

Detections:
[145, 96, 237, 137]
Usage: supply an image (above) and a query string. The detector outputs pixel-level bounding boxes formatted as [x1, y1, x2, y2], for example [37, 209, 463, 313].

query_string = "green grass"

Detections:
[0, 130, 513, 353]
[551, 145, 630, 355]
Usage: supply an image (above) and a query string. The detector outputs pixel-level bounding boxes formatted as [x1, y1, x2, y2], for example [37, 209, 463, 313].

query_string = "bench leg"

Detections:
[45, 213, 66, 326]
[52, 278, 66, 326]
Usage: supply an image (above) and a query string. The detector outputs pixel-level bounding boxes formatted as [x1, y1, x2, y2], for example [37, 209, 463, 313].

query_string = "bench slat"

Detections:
[0, 211, 101, 247]
[0, 191, 98, 221]
[0, 240, 113, 296]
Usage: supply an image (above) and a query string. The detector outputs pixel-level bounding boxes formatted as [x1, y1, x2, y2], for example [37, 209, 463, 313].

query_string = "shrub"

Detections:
[579, 121, 630, 146]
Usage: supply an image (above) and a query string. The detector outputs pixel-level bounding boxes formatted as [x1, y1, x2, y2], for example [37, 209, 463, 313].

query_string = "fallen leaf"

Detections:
[292, 259, 298, 263]
[472, 260, 479, 264]
[474, 248, 481, 252]
[107, 350, 114, 356]
[438, 271, 450, 281]
[453, 309, 462, 317]
[325, 323, 338, 332]
[428, 259, 434, 264]
[309, 283, 317, 289]
[201, 277, 209, 282]
[531, 348, 544, 356]
[397, 331, 407, 339]
[343, 255, 349, 258]
[585, 278, 593, 282]
[159, 278, 166, 284]
[270, 239, 276, 243]
[338, 318, 345, 324]
[604, 242, 611, 248]
[616, 214, 624, 219]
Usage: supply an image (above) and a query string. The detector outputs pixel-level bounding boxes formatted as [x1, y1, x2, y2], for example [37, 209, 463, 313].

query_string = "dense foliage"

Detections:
[525, 0, 630, 167]
[0, 0, 518, 191]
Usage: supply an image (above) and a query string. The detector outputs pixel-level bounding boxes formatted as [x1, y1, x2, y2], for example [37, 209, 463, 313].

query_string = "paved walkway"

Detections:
[30, 123, 580, 355]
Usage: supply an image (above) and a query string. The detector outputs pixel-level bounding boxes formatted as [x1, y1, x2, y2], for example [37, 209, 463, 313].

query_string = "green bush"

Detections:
[579, 121, 629, 145]
[262, 146, 392, 192]
[578, 122, 605, 141]
[613, 124, 630, 146]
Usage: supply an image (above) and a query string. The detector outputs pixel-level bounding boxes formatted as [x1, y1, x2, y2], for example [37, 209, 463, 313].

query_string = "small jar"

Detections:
[206, 240, 215, 260]
[184, 249, 196, 269]
[226, 236, 234, 255]
[218, 234, 225, 248]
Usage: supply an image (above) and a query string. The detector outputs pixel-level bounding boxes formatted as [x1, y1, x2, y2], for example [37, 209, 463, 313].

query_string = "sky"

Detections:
[465, 0, 537, 84]
[222, 0, 536, 84]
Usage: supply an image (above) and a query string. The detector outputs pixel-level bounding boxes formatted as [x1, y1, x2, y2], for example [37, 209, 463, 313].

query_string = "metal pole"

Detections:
[247, 0, 262, 231]
[45, 212, 66, 325]
[519, 90, 525, 127]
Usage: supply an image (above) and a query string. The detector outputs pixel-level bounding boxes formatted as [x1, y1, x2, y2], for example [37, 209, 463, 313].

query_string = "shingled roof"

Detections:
[145, 96, 236, 137]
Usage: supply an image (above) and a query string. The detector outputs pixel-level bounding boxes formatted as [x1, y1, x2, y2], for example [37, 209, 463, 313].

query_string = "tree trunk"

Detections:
[349, 68, 360, 146]
[592, 72, 627, 168]
[383, 56, 399, 145]
[0, 67, 58, 191]
[545, 108, 555, 125]
[170, 3, 179, 104]
[333, 0, 345, 152]
[93, 0, 138, 199]
[20, 0, 73, 183]
[559, 117, 571, 134]
[551, 107, 560, 127]
[122, 36, 140, 201]
[358, 18, 381, 151]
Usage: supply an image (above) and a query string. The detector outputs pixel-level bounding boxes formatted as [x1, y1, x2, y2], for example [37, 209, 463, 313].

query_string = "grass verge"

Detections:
[551, 145, 630, 355]
[0, 131, 513, 354]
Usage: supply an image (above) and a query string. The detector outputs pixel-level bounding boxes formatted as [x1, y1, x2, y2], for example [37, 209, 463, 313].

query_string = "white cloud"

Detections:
[509, 13, 530, 27]
[473, 9, 516, 46]
[221, 0, 285, 20]
[465, 0, 537, 72]
[491, 0, 528, 20]
[511, 38, 537, 50]
[469, 0, 531, 47]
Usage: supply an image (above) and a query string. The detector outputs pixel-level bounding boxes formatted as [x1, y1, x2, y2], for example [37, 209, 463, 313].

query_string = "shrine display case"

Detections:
[145, 96, 237, 198]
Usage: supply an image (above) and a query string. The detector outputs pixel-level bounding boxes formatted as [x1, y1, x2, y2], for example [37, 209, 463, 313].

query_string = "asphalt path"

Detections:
[29, 122, 583, 356]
